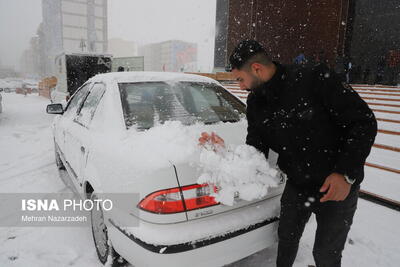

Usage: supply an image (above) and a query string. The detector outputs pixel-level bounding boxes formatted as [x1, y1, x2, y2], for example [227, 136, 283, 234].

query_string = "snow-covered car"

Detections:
[46, 72, 284, 267]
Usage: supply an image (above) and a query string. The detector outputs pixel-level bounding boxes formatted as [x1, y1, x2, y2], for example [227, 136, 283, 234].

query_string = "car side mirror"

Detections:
[46, 103, 64, 115]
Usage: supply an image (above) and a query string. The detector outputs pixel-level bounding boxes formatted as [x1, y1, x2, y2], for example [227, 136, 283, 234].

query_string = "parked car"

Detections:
[46, 72, 284, 267]
[0, 93, 2, 113]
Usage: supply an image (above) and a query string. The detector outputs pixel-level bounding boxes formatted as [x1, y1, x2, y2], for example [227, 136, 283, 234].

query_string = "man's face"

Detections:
[231, 66, 263, 91]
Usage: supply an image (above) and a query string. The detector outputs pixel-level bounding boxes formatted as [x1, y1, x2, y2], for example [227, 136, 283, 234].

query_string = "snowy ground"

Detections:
[0, 92, 399, 267]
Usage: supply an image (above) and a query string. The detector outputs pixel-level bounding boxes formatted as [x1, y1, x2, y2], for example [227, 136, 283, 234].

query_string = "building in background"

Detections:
[108, 38, 143, 72]
[40, 0, 108, 76]
[214, 0, 350, 68]
[349, 0, 400, 84]
[214, 0, 229, 72]
[111, 57, 144, 72]
[0, 67, 18, 79]
[0, 56, 18, 78]
[214, 0, 400, 84]
[139, 40, 197, 72]
[108, 38, 138, 58]
[20, 36, 41, 78]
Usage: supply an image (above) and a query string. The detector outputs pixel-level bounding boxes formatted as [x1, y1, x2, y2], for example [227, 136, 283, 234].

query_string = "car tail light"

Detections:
[138, 184, 219, 214]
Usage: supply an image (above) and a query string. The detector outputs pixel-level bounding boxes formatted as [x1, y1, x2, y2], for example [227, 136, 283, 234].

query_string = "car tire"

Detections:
[54, 144, 65, 170]
[90, 193, 126, 266]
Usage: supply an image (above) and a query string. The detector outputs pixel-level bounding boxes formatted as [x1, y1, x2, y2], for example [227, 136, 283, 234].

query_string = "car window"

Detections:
[75, 83, 106, 127]
[185, 83, 243, 118]
[118, 81, 246, 130]
[63, 83, 91, 118]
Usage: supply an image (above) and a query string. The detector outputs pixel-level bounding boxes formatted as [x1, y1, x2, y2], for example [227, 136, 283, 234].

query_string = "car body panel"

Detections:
[50, 72, 281, 266]
[107, 194, 281, 267]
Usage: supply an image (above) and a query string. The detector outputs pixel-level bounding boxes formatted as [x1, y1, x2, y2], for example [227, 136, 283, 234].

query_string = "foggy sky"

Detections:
[0, 0, 42, 70]
[109, 0, 216, 72]
[0, 0, 216, 73]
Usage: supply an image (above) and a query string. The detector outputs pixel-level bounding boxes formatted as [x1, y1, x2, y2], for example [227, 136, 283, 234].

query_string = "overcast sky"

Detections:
[0, 0, 216, 72]
[109, 0, 216, 72]
[0, 0, 42, 70]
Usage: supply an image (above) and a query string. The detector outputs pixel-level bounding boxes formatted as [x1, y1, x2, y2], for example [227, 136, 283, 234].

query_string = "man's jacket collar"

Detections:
[251, 62, 286, 100]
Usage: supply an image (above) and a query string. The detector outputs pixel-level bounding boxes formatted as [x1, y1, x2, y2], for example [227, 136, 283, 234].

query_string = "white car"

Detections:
[46, 72, 283, 267]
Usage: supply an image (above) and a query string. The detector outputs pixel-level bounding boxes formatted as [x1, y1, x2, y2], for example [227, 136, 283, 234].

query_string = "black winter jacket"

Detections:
[245, 62, 377, 190]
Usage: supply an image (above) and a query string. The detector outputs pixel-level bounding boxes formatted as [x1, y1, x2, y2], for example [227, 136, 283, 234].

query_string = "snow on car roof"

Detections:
[89, 71, 219, 84]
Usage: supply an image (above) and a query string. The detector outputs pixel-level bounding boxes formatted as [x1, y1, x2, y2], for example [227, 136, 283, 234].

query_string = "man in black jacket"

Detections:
[228, 40, 377, 267]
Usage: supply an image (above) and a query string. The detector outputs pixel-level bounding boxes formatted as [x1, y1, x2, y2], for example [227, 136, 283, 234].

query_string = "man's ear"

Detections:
[251, 62, 262, 75]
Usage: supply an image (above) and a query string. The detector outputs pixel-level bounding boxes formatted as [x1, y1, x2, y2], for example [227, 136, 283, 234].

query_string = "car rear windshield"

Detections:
[118, 81, 246, 130]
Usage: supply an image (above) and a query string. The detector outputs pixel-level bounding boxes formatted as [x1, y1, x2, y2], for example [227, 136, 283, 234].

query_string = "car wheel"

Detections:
[90, 193, 126, 266]
[54, 144, 65, 170]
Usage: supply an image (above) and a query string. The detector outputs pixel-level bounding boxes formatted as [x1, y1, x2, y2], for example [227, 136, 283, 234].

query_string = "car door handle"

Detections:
[81, 146, 85, 153]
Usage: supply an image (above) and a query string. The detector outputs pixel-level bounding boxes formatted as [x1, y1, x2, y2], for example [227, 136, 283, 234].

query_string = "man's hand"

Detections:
[319, 173, 351, 202]
[198, 132, 225, 148]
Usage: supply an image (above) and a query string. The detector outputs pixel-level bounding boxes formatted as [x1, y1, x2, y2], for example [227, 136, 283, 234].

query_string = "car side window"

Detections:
[75, 83, 106, 127]
[63, 83, 91, 118]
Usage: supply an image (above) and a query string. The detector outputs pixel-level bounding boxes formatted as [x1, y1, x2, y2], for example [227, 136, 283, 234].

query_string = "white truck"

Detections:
[51, 53, 112, 103]
[112, 56, 144, 72]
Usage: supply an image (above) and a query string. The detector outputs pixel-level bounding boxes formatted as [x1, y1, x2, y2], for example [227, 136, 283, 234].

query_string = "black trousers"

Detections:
[276, 182, 359, 267]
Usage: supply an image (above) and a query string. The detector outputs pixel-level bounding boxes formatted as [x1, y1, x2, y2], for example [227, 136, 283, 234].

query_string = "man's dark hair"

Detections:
[228, 40, 272, 71]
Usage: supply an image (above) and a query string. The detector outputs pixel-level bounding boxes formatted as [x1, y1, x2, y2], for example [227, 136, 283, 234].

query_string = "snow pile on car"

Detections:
[198, 144, 280, 206]
[89, 120, 202, 185]
[90, 120, 280, 202]
[119, 120, 202, 170]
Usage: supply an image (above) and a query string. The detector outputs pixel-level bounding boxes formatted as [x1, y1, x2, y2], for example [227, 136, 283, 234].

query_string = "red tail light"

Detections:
[138, 184, 219, 214]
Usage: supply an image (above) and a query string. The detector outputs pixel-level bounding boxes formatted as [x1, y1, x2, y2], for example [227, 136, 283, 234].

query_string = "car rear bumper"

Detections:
[108, 195, 281, 267]
[109, 218, 278, 267]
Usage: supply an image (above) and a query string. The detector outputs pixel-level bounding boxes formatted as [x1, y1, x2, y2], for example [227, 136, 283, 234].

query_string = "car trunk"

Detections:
[171, 122, 285, 221]
[120, 120, 283, 224]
